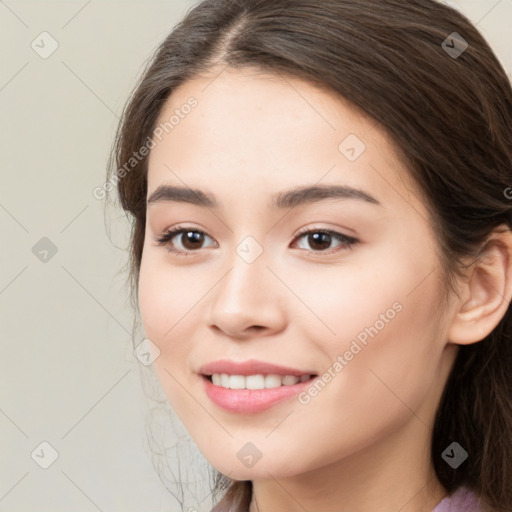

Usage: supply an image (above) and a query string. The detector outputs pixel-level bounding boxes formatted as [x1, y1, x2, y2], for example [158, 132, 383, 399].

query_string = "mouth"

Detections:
[202, 373, 316, 390]
[198, 362, 318, 413]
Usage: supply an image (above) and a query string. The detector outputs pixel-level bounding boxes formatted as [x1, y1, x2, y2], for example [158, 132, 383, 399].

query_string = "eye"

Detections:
[154, 225, 217, 255]
[154, 225, 359, 257]
[291, 227, 358, 255]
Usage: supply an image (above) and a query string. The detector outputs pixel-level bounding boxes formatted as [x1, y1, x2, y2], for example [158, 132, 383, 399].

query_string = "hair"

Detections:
[106, 0, 512, 510]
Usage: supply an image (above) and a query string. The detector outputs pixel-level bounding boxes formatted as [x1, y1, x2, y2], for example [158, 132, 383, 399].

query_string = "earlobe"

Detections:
[448, 225, 512, 345]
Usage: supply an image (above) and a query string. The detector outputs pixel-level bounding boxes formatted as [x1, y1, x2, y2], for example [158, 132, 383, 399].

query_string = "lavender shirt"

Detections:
[432, 486, 483, 512]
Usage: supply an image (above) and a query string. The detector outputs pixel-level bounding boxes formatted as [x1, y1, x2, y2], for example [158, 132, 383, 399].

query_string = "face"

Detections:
[138, 67, 459, 481]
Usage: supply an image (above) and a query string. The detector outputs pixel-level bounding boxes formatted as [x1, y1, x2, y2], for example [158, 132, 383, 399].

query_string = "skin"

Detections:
[138, 67, 512, 512]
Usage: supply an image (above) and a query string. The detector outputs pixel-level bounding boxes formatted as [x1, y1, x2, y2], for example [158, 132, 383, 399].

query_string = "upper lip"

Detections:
[199, 359, 316, 377]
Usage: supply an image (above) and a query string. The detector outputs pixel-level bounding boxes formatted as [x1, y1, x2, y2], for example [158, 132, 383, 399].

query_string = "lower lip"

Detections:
[201, 375, 316, 413]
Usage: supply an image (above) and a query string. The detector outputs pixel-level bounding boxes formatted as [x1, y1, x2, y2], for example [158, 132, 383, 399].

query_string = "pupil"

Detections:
[184, 231, 203, 249]
[309, 233, 330, 250]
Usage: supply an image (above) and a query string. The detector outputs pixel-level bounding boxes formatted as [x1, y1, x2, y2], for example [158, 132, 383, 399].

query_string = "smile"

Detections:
[198, 359, 318, 413]
[200, 373, 318, 413]
[208, 373, 312, 390]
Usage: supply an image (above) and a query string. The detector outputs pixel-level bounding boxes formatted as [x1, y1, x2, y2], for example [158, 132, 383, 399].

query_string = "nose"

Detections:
[207, 248, 287, 339]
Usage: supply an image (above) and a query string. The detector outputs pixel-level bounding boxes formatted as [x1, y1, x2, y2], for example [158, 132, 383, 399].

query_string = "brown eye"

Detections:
[154, 227, 217, 255]
[306, 232, 333, 251]
[180, 231, 205, 250]
[293, 229, 358, 254]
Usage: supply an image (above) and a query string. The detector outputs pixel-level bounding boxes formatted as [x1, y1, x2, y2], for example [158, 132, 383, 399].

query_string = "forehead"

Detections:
[146, 67, 423, 214]
[151, 67, 372, 160]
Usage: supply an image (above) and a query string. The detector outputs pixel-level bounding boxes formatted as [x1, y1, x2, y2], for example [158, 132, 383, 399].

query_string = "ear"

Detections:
[448, 225, 512, 345]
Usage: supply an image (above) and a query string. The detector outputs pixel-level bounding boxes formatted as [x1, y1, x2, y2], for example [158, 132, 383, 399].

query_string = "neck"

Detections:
[248, 416, 447, 512]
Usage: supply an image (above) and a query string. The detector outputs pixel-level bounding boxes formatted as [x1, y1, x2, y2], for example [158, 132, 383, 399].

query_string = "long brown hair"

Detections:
[106, 1, 512, 510]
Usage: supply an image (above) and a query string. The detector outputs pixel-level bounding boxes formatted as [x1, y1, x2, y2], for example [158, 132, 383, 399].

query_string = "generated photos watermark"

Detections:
[298, 301, 403, 405]
[93, 96, 198, 200]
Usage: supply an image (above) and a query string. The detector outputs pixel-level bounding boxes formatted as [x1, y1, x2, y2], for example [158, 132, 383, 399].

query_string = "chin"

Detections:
[204, 450, 308, 481]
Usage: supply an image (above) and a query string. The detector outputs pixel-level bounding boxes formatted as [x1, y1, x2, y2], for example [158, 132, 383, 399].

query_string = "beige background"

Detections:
[1, 1, 511, 511]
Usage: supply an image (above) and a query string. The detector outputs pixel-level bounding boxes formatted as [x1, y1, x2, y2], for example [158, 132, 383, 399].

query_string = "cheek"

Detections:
[301, 241, 444, 356]
[285, 260, 414, 349]
[291, 248, 446, 402]
[138, 259, 170, 345]
[138, 253, 205, 350]
[138, 257, 202, 412]
[298, 265, 445, 425]
[285, 285, 446, 476]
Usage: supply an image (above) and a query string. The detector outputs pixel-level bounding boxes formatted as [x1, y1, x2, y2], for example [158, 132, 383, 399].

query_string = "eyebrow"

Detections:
[146, 184, 382, 209]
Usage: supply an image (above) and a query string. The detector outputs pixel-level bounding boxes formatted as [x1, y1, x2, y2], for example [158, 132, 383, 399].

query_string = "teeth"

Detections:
[282, 375, 300, 386]
[246, 374, 265, 389]
[265, 374, 283, 388]
[220, 373, 230, 388]
[229, 375, 245, 389]
[209, 373, 311, 390]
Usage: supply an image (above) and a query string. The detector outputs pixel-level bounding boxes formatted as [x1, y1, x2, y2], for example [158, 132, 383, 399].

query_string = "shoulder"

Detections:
[432, 486, 484, 512]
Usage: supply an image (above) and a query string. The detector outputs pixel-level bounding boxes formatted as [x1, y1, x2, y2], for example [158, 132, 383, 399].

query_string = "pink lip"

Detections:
[198, 359, 317, 413]
[201, 376, 316, 413]
[198, 358, 315, 377]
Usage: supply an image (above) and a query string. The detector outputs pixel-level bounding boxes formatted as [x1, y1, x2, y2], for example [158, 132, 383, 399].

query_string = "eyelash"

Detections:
[154, 224, 359, 257]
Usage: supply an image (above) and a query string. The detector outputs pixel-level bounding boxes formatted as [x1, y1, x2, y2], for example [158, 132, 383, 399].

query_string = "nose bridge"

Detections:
[216, 240, 269, 312]
[208, 237, 284, 335]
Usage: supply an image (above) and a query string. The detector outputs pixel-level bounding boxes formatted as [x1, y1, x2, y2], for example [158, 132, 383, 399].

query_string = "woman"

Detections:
[106, 0, 512, 510]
